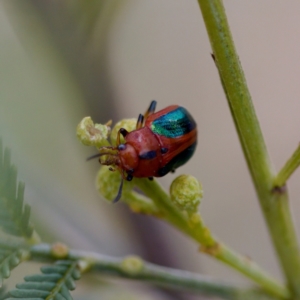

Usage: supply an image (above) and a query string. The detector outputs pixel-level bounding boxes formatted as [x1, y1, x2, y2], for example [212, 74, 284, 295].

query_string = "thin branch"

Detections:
[122, 190, 163, 216]
[77, 119, 287, 297]
[197, 0, 300, 298]
[30, 243, 276, 300]
[135, 179, 288, 299]
[274, 143, 300, 187]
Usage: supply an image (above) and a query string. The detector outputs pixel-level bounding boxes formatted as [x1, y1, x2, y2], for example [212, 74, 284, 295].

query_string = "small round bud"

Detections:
[121, 255, 144, 275]
[170, 175, 203, 213]
[110, 118, 137, 146]
[51, 242, 69, 258]
[96, 166, 134, 202]
[76, 117, 111, 148]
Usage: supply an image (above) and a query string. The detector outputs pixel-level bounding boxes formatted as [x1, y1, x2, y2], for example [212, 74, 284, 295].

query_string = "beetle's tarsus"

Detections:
[147, 100, 157, 115]
[136, 114, 144, 129]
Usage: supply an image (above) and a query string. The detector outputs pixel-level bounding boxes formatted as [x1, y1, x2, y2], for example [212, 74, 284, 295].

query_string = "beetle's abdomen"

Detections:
[150, 106, 196, 138]
[145, 106, 197, 177]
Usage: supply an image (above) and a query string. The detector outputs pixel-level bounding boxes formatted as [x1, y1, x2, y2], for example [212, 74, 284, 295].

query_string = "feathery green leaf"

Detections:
[7, 260, 80, 300]
[0, 140, 34, 239]
[0, 248, 22, 285]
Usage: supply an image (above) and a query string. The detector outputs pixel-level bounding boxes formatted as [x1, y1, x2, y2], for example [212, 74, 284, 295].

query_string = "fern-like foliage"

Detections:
[0, 140, 34, 238]
[7, 260, 81, 300]
[0, 242, 23, 286]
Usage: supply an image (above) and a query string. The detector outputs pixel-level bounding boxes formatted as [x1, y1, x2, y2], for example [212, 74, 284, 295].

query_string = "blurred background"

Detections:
[1, 1, 300, 299]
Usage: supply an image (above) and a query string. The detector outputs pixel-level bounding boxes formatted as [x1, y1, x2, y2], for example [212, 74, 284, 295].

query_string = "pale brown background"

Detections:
[1, 1, 300, 299]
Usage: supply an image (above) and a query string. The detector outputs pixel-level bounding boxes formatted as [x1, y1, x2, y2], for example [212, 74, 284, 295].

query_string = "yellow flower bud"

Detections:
[96, 166, 134, 202]
[110, 118, 137, 146]
[76, 117, 111, 148]
[170, 175, 203, 213]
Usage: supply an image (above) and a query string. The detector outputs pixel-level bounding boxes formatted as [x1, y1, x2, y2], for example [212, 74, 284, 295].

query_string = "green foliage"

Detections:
[0, 140, 34, 239]
[7, 260, 80, 300]
[0, 245, 22, 286]
[0, 141, 81, 299]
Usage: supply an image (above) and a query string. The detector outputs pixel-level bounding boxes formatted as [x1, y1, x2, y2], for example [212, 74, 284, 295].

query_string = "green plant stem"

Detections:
[274, 144, 300, 187]
[136, 179, 288, 299]
[122, 190, 162, 216]
[197, 0, 300, 298]
[29, 243, 276, 300]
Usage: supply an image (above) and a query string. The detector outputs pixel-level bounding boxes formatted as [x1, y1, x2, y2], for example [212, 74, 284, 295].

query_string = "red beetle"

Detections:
[90, 101, 197, 202]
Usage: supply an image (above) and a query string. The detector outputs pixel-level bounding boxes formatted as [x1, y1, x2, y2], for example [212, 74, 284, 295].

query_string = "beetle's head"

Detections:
[117, 143, 139, 174]
[88, 144, 139, 173]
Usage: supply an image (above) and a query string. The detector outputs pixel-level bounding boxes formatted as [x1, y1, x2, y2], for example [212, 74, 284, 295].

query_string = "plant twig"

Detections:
[197, 0, 300, 298]
[76, 116, 287, 296]
[77, 122, 287, 297]
[135, 179, 289, 299]
[274, 143, 300, 187]
[122, 190, 163, 216]
[29, 243, 276, 300]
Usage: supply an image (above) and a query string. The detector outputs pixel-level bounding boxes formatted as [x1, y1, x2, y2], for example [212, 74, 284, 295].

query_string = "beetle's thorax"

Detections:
[118, 127, 162, 178]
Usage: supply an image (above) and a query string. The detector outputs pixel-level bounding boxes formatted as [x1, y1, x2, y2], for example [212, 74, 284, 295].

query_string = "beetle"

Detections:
[89, 100, 197, 202]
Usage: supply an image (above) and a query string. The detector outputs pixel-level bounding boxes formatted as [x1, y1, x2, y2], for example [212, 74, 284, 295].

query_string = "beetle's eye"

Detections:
[118, 144, 126, 151]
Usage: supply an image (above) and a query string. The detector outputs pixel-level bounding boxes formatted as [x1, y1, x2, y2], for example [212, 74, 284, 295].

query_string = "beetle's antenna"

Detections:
[86, 153, 102, 161]
[86, 152, 118, 161]
[113, 176, 124, 203]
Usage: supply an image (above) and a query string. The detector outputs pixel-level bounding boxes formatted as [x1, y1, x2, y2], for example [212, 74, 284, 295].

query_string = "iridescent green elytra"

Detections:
[150, 107, 196, 138]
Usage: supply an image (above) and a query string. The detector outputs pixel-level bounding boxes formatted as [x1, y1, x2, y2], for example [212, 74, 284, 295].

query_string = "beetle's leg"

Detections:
[136, 101, 157, 129]
[136, 114, 144, 129]
[126, 174, 133, 181]
[126, 169, 134, 181]
[144, 100, 157, 119]
[117, 128, 129, 146]
[120, 128, 128, 137]
[148, 177, 153, 181]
